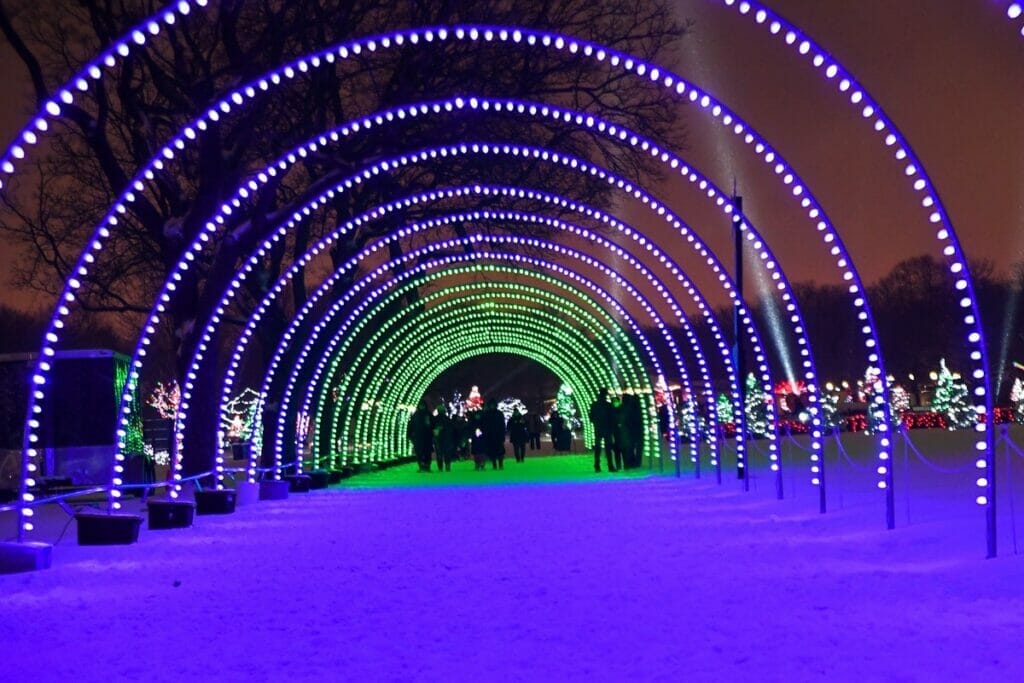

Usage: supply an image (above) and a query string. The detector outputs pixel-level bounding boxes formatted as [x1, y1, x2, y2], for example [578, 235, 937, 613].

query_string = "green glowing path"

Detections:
[334, 452, 654, 490]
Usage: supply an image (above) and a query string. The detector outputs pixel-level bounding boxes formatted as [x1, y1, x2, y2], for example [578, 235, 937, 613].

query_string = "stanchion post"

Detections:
[732, 193, 747, 488]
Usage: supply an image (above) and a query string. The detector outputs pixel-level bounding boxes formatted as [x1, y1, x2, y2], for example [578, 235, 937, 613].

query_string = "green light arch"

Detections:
[332, 291, 645, 464]
[348, 306, 643, 462]
[364, 330, 606, 463]
[375, 329, 652, 464]
[307, 265, 665, 464]
[333, 294, 638, 464]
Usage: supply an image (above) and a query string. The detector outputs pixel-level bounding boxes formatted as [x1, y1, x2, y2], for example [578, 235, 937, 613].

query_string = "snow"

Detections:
[2, 430, 1023, 682]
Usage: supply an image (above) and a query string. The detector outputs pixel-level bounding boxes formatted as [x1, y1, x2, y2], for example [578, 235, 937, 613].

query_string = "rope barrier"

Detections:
[899, 429, 975, 475]
[0, 459, 304, 514]
[784, 432, 813, 453]
[1000, 432, 1024, 461]
[833, 431, 871, 472]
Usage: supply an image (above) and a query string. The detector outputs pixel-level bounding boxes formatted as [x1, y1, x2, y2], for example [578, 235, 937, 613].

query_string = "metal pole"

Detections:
[732, 193, 748, 489]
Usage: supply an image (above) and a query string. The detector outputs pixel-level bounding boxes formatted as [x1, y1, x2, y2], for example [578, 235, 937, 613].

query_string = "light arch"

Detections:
[4, 14, 991, 549]
[316, 282, 651, 467]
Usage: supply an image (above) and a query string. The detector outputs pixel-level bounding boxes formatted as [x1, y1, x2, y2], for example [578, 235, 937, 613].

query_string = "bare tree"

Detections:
[1, 0, 690, 468]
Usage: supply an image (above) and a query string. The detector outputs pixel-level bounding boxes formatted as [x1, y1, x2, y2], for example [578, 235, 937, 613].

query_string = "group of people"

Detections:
[407, 387, 646, 474]
[588, 388, 645, 473]
[406, 398, 546, 472]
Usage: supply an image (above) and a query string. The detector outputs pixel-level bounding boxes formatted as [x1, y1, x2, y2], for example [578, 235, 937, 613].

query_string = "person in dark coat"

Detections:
[610, 394, 625, 472]
[469, 409, 487, 470]
[548, 411, 565, 448]
[507, 409, 529, 463]
[526, 411, 544, 450]
[432, 407, 456, 472]
[622, 392, 644, 469]
[407, 400, 434, 472]
[588, 388, 617, 472]
[452, 413, 470, 461]
[480, 398, 506, 469]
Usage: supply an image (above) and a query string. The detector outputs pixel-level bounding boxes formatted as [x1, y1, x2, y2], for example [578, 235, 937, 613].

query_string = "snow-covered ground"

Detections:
[1, 429, 1023, 682]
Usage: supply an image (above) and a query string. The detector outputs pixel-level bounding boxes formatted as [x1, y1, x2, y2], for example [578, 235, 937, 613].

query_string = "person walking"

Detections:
[432, 406, 456, 472]
[453, 413, 470, 462]
[469, 409, 487, 470]
[481, 398, 506, 470]
[610, 394, 625, 472]
[407, 400, 434, 472]
[622, 392, 644, 469]
[588, 388, 617, 472]
[526, 411, 543, 451]
[508, 409, 529, 463]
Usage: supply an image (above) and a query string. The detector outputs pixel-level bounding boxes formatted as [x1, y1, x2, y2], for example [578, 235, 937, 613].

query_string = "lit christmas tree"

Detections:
[553, 383, 578, 431]
[931, 359, 975, 430]
[222, 388, 264, 447]
[678, 395, 698, 441]
[820, 391, 841, 430]
[889, 383, 911, 416]
[146, 380, 180, 420]
[716, 393, 734, 425]
[859, 367, 911, 433]
[446, 391, 465, 417]
[744, 373, 769, 438]
[1011, 378, 1024, 425]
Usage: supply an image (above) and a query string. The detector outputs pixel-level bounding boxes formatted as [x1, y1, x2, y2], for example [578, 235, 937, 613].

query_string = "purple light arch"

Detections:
[3, 11, 992, 552]
[11, 24, 874, 525]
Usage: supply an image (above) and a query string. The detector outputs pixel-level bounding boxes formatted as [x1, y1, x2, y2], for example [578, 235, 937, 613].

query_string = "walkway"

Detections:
[1, 454, 1022, 681]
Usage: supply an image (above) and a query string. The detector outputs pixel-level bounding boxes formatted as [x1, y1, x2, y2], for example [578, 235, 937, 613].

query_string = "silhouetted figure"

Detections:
[469, 410, 487, 470]
[550, 410, 571, 452]
[589, 388, 617, 472]
[432, 407, 456, 472]
[508, 410, 529, 463]
[526, 411, 543, 450]
[452, 414, 470, 461]
[407, 400, 434, 472]
[480, 398, 506, 469]
[610, 395, 624, 471]
[622, 393, 644, 468]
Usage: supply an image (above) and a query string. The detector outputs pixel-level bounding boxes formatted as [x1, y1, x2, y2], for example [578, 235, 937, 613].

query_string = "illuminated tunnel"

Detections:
[3, 3, 997, 555]
[307, 278, 655, 466]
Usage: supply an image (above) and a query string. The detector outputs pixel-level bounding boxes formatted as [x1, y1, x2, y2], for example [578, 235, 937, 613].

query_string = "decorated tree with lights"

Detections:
[678, 396, 698, 441]
[931, 359, 974, 430]
[744, 373, 769, 439]
[716, 393, 733, 426]
[222, 388, 264, 447]
[819, 391, 841, 431]
[446, 391, 465, 418]
[1012, 378, 1024, 425]
[553, 383, 579, 431]
[146, 380, 181, 420]
[859, 367, 911, 433]
[889, 384, 911, 416]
